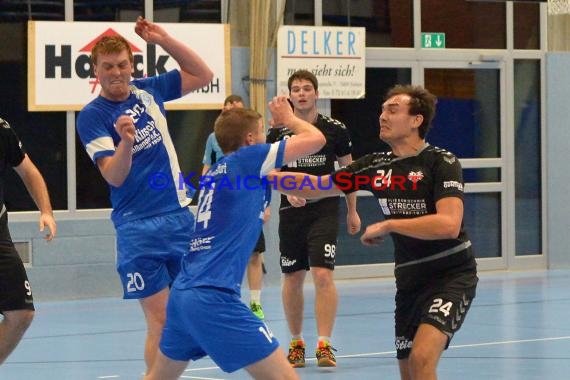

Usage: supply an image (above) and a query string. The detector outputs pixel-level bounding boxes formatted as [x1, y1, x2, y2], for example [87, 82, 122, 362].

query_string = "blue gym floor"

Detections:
[2, 270, 570, 380]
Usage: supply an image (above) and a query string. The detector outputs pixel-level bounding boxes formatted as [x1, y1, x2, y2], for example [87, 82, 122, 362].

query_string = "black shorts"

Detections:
[278, 197, 339, 273]
[252, 231, 265, 254]
[0, 244, 35, 313]
[394, 269, 477, 359]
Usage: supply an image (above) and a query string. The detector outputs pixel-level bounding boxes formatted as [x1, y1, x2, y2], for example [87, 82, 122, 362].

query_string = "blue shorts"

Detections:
[160, 286, 280, 373]
[115, 207, 194, 299]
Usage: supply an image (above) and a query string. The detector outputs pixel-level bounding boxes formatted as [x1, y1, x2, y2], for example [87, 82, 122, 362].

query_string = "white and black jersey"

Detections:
[267, 113, 352, 209]
[0, 117, 25, 243]
[0, 117, 34, 311]
[332, 143, 477, 290]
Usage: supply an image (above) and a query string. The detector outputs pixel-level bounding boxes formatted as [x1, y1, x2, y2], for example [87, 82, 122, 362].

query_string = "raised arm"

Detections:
[13, 155, 57, 241]
[268, 96, 325, 164]
[134, 16, 214, 95]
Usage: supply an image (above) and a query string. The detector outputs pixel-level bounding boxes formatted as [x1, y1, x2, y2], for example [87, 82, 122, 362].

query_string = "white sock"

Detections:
[250, 290, 261, 304]
[318, 336, 331, 345]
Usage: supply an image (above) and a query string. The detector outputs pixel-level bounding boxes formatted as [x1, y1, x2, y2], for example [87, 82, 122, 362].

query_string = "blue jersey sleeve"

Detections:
[76, 104, 117, 164]
[259, 141, 286, 176]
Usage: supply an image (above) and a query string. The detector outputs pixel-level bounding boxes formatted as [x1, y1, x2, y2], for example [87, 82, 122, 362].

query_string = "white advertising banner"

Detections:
[277, 26, 366, 99]
[28, 21, 229, 111]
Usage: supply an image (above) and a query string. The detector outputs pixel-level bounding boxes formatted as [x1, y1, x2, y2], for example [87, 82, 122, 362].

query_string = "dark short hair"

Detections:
[287, 69, 318, 92]
[223, 94, 244, 106]
[215, 108, 261, 154]
[91, 35, 133, 65]
[385, 84, 437, 139]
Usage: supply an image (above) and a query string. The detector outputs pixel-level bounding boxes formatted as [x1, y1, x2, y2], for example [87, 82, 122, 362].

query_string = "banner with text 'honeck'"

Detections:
[28, 21, 229, 111]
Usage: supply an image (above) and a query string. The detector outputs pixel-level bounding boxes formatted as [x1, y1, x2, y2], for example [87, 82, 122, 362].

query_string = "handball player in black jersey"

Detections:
[267, 70, 361, 368]
[0, 117, 56, 364]
[269, 84, 477, 380]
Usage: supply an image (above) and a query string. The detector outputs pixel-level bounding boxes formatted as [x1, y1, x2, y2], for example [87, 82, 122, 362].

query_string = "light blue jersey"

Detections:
[76, 70, 190, 226]
[174, 141, 286, 295]
[202, 132, 224, 166]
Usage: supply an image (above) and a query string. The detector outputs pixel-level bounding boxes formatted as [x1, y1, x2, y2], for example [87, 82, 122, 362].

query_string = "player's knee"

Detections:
[4, 309, 35, 332]
[283, 272, 305, 292]
[407, 347, 435, 375]
[311, 268, 334, 289]
[249, 253, 262, 265]
[19, 310, 35, 332]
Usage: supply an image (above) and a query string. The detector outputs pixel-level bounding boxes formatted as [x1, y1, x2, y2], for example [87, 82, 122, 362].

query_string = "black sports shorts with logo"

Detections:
[394, 268, 477, 359]
[0, 244, 35, 313]
[278, 197, 339, 273]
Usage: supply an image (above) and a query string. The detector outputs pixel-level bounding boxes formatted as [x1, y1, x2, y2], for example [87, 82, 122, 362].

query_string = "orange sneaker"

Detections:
[287, 339, 306, 368]
[316, 341, 337, 367]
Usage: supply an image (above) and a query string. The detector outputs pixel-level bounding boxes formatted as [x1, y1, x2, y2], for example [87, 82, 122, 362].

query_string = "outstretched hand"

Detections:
[287, 195, 307, 208]
[39, 213, 57, 241]
[268, 96, 294, 128]
[360, 222, 389, 246]
[135, 16, 168, 45]
[347, 209, 361, 235]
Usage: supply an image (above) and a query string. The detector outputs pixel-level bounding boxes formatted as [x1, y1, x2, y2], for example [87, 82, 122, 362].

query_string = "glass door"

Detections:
[421, 62, 506, 271]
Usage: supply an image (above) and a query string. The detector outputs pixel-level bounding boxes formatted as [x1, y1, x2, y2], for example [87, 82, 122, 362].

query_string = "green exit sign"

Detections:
[422, 33, 446, 49]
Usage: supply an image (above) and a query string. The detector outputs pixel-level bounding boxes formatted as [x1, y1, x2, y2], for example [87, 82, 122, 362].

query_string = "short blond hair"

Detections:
[214, 108, 261, 154]
[91, 35, 133, 65]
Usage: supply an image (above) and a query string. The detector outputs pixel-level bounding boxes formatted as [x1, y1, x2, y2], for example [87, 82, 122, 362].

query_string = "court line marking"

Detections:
[333, 335, 570, 359]
[96, 335, 570, 378]
[450, 335, 570, 349]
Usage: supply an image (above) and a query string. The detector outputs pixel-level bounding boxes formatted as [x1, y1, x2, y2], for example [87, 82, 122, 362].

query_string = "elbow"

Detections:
[442, 223, 461, 239]
[107, 179, 124, 188]
[104, 175, 125, 188]
[199, 69, 214, 88]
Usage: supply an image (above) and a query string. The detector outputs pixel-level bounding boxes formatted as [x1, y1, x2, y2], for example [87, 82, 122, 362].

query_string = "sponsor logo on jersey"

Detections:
[281, 257, 297, 267]
[379, 198, 428, 216]
[395, 337, 413, 350]
[443, 180, 463, 191]
[190, 236, 214, 251]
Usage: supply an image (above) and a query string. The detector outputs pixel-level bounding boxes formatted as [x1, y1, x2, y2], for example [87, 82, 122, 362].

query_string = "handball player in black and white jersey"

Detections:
[267, 70, 361, 368]
[0, 117, 56, 365]
[269, 84, 477, 380]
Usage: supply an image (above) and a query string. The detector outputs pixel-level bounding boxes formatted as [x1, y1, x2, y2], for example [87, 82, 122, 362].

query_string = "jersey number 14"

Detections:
[197, 183, 215, 229]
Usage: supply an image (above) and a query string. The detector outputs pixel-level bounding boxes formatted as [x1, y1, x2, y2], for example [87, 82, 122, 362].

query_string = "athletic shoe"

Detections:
[250, 302, 265, 320]
[316, 341, 337, 367]
[287, 339, 306, 368]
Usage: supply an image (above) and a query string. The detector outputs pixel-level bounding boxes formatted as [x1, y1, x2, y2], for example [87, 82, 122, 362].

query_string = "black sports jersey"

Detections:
[332, 143, 476, 289]
[0, 117, 26, 242]
[267, 113, 352, 209]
